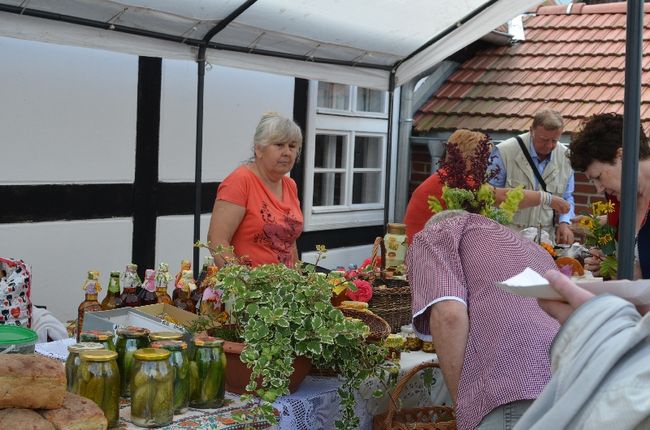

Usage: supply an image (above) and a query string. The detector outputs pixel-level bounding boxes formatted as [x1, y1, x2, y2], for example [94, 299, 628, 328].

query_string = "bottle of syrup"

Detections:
[119, 263, 142, 307]
[155, 262, 173, 305]
[101, 271, 123, 311]
[77, 271, 102, 341]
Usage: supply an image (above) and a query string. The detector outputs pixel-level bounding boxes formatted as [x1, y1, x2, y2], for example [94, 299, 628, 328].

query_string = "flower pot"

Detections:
[222, 340, 312, 395]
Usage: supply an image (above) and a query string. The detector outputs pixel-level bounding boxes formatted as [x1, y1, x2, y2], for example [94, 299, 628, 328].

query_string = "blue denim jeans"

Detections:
[475, 400, 534, 430]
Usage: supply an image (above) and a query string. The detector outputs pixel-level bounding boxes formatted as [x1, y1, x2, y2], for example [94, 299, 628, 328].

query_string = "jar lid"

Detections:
[193, 335, 224, 347]
[0, 326, 37, 346]
[80, 330, 112, 341]
[151, 340, 187, 351]
[68, 342, 105, 353]
[134, 347, 171, 361]
[116, 326, 150, 338]
[386, 223, 406, 234]
[149, 331, 183, 341]
[80, 349, 118, 362]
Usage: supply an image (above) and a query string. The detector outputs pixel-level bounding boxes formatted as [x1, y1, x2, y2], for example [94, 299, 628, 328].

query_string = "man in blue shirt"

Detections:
[488, 110, 575, 244]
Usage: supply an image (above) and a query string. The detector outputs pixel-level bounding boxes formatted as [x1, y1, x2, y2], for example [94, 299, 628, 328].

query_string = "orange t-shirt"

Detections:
[403, 171, 445, 244]
[217, 165, 303, 267]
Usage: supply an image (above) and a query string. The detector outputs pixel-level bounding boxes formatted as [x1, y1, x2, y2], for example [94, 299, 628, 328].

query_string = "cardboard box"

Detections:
[83, 305, 197, 345]
[136, 303, 199, 329]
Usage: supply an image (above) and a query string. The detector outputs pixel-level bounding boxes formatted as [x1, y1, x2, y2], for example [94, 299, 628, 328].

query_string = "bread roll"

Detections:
[40, 393, 107, 430]
[0, 408, 55, 430]
[0, 355, 65, 409]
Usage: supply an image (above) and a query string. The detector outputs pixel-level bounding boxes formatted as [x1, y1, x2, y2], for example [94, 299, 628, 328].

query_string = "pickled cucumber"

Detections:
[130, 359, 173, 427]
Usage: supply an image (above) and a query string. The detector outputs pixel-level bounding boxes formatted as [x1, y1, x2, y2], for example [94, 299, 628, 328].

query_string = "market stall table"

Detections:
[37, 340, 450, 430]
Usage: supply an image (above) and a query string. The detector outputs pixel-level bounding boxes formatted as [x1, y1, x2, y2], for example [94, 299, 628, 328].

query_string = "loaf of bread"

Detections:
[0, 408, 55, 430]
[0, 355, 65, 409]
[39, 393, 107, 430]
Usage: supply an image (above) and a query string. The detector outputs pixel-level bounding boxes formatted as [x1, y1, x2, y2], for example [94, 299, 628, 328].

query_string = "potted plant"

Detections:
[191, 243, 390, 430]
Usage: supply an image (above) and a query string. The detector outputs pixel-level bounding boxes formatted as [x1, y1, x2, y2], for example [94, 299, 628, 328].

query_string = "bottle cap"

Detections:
[68, 342, 105, 353]
[151, 340, 187, 351]
[149, 331, 183, 341]
[386, 223, 406, 234]
[80, 349, 118, 362]
[80, 330, 113, 342]
[116, 326, 150, 338]
[134, 347, 171, 361]
[193, 335, 224, 347]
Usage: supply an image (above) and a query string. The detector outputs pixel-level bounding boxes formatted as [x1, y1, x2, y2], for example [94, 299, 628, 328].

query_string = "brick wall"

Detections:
[407, 148, 606, 217]
[574, 172, 607, 215]
[408, 145, 432, 198]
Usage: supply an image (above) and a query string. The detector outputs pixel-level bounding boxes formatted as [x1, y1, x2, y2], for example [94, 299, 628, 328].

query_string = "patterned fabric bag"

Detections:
[0, 257, 32, 327]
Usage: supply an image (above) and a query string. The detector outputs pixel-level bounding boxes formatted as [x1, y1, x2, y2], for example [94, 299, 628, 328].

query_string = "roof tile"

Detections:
[415, 3, 650, 134]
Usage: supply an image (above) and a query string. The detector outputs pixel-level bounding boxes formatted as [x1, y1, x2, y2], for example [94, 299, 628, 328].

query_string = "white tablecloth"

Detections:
[36, 340, 450, 429]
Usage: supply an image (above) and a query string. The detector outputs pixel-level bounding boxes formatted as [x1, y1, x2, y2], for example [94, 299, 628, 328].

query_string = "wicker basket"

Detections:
[373, 362, 456, 430]
[369, 283, 412, 333]
[339, 308, 391, 343]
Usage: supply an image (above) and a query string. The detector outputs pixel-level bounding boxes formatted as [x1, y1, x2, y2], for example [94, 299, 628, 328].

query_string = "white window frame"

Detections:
[303, 81, 389, 231]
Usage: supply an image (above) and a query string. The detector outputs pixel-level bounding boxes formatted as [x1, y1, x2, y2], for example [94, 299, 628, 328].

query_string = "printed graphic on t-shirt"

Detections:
[254, 201, 301, 266]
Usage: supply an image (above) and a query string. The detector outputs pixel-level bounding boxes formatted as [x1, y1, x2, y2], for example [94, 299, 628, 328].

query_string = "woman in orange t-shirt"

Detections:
[207, 112, 303, 267]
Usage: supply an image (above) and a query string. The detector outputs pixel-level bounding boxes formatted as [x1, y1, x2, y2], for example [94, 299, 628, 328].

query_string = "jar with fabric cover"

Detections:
[80, 330, 116, 351]
[65, 342, 105, 393]
[78, 349, 120, 428]
[130, 348, 174, 428]
[151, 340, 190, 413]
[189, 336, 226, 409]
[116, 326, 150, 397]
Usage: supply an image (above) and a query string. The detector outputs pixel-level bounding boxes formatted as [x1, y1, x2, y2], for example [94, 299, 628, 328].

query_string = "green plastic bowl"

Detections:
[0, 326, 38, 354]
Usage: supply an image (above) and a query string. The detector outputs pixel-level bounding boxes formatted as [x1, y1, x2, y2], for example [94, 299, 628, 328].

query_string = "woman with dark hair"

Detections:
[569, 113, 650, 278]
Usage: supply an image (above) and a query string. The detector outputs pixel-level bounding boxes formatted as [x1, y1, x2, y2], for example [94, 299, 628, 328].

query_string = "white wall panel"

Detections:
[155, 215, 213, 274]
[0, 37, 138, 184]
[0, 219, 133, 322]
[159, 60, 295, 182]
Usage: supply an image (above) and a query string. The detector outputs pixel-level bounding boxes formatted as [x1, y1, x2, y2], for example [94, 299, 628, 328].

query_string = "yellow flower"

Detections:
[579, 217, 594, 229]
[598, 233, 613, 245]
[602, 200, 615, 214]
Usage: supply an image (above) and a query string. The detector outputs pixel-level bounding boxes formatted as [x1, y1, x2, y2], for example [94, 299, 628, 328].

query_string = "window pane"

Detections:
[315, 134, 345, 168]
[352, 172, 381, 204]
[317, 82, 350, 110]
[313, 172, 343, 206]
[356, 88, 385, 113]
[354, 136, 382, 168]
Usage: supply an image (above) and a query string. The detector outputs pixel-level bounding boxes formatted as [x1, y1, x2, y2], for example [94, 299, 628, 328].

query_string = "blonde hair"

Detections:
[253, 112, 303, 157]
[444, 129, 490, 171]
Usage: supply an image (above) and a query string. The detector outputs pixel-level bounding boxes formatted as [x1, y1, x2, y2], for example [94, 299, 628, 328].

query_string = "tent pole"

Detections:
[193, 46, 206, 279]
[384, 72, 396, 228]
[618, 0, 643, 280]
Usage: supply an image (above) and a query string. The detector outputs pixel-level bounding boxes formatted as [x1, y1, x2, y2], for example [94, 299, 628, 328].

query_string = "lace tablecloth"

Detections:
[37, 340, 449, 429]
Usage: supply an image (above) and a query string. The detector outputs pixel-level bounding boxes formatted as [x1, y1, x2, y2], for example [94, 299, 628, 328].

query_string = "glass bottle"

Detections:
[130, 348, 174, 428]
[78, 349, 120, 428]
[155, 262, 172, 305]
[139, 269, 159, 306]
[198, 266, 223, 317]
[80, 330, 116, 351]
[172, 260, 192, 301]
[101, 271, 123, 311]
[172, 270, 196, 313]
[151, 340, 190, 414]
[191, 263, 216, 312]
[120, 263, 142, 308]
[196, 255, 213, 290]
[77, 271, 102, 341]
[189, 336, 226, 409]
[65, 342, 105, 393]
[116, 326, 150, 398]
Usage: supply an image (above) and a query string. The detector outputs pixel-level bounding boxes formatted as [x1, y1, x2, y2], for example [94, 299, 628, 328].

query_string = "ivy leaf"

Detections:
[246, 303, 259, 315]
[307, 340, 322, 355]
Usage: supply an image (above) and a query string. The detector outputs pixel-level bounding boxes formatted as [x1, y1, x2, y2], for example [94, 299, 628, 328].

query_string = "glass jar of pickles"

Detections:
[78, 349, 120, 428]
[80, 330, 116, 351]
[400, 324, 422, 351]
[130, 348, 174, 428]
[116, 326, 150, 397]
[189, 336, 226, 409]
[151, 340, 189, 413]
[65, 342, 105, 393]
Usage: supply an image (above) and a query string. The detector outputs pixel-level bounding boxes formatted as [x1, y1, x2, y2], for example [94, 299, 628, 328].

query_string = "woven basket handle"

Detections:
[383, 360, 441, 426]
[370, 236, 382, 268]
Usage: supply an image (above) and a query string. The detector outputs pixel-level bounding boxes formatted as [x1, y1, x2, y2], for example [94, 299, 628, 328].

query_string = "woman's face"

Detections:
[255, 140, 300, 177]
[585, 157, 622, 198]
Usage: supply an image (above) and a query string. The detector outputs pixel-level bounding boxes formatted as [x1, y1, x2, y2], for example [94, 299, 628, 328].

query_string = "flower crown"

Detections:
[427, 133, 524, 225]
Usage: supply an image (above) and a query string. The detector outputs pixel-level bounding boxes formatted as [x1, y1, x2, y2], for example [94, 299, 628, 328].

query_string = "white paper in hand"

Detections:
[497, 268, 650, 305]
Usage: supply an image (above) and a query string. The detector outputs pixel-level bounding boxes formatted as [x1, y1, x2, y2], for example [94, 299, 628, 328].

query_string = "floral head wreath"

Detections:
[428, 131, 524, 225]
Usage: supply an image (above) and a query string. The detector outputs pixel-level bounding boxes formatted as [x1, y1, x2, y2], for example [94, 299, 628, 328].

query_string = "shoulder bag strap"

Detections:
[515, 135, 547, 192]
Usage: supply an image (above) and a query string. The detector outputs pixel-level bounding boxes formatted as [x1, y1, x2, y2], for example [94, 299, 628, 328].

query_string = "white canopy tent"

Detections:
[0, 0, 551, 272]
